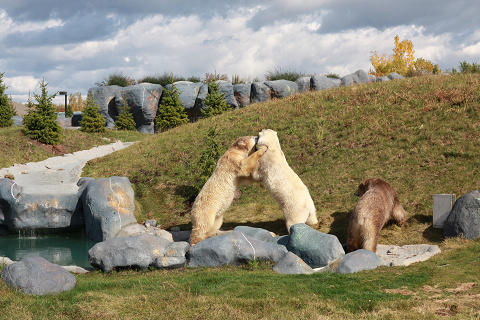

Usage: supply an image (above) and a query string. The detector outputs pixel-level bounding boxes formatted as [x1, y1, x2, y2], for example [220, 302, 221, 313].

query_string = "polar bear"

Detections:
[248, 129, 318, 232]
[189, 136, 267, 245]
[347, 178, 407, 253]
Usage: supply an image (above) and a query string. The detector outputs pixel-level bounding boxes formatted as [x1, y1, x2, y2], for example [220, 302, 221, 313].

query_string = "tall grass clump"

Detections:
[140, 72, 186, 87]
[266, 66, 307, 81]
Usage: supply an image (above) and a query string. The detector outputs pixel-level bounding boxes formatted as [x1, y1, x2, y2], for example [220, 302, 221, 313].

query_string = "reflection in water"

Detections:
[0, 231, 98, 267]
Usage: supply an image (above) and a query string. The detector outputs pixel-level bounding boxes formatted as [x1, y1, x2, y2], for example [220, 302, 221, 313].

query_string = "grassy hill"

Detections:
[83, 74, 480, 246]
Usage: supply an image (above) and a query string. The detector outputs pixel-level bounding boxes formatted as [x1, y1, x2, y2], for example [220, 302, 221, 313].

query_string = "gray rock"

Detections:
[88, 234, 189, 271]
[115, 83, 162, 134]
[387, 72, 405, 80]
[327, 249, 382, 273]
[341, 70, 370, 86]
[273, 251, 314, 274]
[265, 235, 290, 246]
[79, 176, 137, 242]
[165, 81, 203, 120]
[71, 111, 83, 127]
[233, 83, 251, 107]
[376, 76, 390, 82]
[1, 256, 76, 295]
[88, 85, 121, 129]
[264, 80, 298, 99]
[187, 231, 288, 267]
[286, 223, 345, 268]
[311, 75, 341, 91]
[251, 82, 271, 103]
[145, 219, 157, 227]
[0, 178, 21, 226]
[234, 226, 274, 242]
[368, 74, 377, 83]
[295, 77, 311, 93]
[217, 80, 238, 109]
[444, 190, 480, 239]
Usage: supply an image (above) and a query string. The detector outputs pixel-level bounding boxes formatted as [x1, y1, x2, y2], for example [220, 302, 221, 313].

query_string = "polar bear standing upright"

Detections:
[250, 129, 318, 232]
[189, 136, 267, 245]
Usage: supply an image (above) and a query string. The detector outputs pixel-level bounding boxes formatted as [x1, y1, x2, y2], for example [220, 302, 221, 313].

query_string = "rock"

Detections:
[368, 74, 377, 83]
[1, 257, 76, 295]
[444, 191, 480, 239]
[114, 83, 162, 134]
[264, 80, 299, 99]
[115, 223, 146, 237]
[145, 219, 157, 227]
[265, 235, 290, 246]
[310, 75, 341, 91]
[286, 224, 345, 268]
[295, 77, 311, 93]
[376, 244, 441, 267]
[234, 226, 274, 242]
[341, 70, 370, 86]
[327, 249, 382, 273]
[233, 83, 252, 107]
[88, 85, 121, 129]
[217, 81, 238, 109]
[165, 81, 203, 121]
[88, 234, 189, 271]
[71, 111, 83, 127]
[273, 252, 314, 274]
[79, 176, 137, 242]
[170, 230, 191, 242]
[387, 72, 405, 80]
[251, 82, 271, 103]
[0, 178, 21, 227]
[187, 231, 288, 267]
[376, 76, 390, 82]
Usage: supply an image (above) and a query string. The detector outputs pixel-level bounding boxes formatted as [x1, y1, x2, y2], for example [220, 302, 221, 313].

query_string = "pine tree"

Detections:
[194, 126, 223, 192]
[22, 79, 62, 145]
[155, 83, 188, 132]
[80, 94, 106, 133]
[0, 73, 16, 127]
[115, 96, 136, 131]
[201, 80, 229, 118]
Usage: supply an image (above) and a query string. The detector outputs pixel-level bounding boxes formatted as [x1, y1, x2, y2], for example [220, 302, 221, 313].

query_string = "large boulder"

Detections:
[88, 234, 189, 271]
[444, 190, 480, 239]
[327, 249, 383, 273]
[0, 178, 21, 227]
[251, 82, 271, 103]
[115, 83, 162, 134]
[78, 176, 137, 242]
[295, 77, 311, 93]
[286, 224, 345, 268]
[272, 251, 314, 274]
[1, 256, 76, 295]
[387, 72, 405, 80]
[233, 83, 252, 107]
[187, 231, 288, 267]
[88, 85, 121, 129]
[234, 226, 274, 242]
[217, 80, 238, 109]
[165, 81, 203, 121]
[341, 70, 371, 86]
[264, 80, 298, 99]
[311, 75, 341, 91]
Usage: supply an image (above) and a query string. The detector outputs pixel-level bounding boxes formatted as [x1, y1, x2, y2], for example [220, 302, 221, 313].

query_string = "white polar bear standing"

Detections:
[249, 129, 318, 232]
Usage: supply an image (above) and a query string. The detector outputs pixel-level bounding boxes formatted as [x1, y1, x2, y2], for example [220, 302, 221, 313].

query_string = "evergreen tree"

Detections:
[22, 79, 62, 145]
[201, 80, 229, 118]
[80, 94, 106, 133]
[115, 96, 136, 131]
[194, 126, 223, 192]
[0, 73, 16, 127]
[155, 83, 188, 132]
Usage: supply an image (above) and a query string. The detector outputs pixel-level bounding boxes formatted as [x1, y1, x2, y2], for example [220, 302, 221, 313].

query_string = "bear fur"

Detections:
[347, 178, 407, 253]
[249, 129, 318, 232]
[189, 136, 267, 245]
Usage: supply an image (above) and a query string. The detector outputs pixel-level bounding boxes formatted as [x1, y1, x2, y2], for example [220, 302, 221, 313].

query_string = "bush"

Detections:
[201, 80, 229, 118]
[22, 79, 62, 145]
[265, 67, 307, 81]
[458, 61, 480, 74]
[96, 72, 136, 87]
[0, 73, 16, 127]
[80, 95, 106, 133]
[140, 72, 186, 87]
[115, 97, 137, 131]
[155, 83, 188, 132]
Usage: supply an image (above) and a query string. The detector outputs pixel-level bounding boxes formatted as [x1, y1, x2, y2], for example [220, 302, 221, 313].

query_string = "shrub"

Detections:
[22, 79, 62, 145]
[265, 67, 307, 81]
[140, 72, 186, 87]
[155, 83, 188, 132]
[0, 73, 16, 127]
[96, 72, 136, 87]
[80, 95, 106, 133]
[458, 61, 480, 74]
[115, 96, 137, 131]
[201, 80, 229, 118]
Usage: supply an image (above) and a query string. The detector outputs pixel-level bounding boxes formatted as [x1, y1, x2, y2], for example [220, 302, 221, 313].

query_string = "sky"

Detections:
[1, 0, 479, 105]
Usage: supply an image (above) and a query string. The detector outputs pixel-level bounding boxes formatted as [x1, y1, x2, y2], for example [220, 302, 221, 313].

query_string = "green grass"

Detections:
[1, 74, 480, 318]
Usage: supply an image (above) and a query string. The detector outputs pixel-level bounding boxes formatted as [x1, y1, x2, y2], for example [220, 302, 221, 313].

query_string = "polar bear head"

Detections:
[256, 129, 280, 149]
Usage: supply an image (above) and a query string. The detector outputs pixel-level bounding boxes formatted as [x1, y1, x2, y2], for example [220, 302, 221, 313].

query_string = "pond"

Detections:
[0, 231, 98, 267]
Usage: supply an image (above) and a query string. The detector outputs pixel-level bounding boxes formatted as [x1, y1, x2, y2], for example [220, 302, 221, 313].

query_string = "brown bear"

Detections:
[249, 129, 318, 233]
[347, 178, 407, 253]
[189, 136, 267, 245]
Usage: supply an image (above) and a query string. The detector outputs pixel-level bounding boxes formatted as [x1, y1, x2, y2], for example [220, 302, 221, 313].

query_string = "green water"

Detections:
[0, 231, 98, 267]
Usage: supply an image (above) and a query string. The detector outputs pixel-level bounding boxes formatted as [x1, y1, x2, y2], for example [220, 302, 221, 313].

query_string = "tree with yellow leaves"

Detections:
[370, 35, 440, 77]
